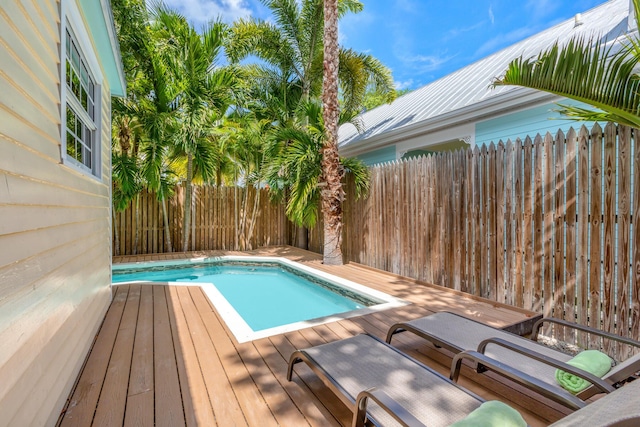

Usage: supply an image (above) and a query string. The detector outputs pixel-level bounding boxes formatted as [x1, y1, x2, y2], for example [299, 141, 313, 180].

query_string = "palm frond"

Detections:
[494, 34, 640, 128]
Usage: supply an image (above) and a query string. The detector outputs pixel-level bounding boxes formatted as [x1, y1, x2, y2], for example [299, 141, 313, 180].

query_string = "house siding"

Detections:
[356, 145, 397, 166]
[0, 0, 112, 425]
[475, 100, 595, 147]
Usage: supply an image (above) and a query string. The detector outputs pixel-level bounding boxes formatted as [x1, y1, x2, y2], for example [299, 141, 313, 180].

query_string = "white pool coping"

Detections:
[113, 256, 409, 343]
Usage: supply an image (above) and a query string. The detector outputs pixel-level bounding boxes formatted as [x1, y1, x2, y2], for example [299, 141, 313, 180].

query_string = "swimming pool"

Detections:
[113, 256, 407, 342]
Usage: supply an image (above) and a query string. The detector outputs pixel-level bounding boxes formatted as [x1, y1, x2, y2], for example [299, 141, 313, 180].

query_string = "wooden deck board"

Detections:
[165, 286, 216, 427]
[92, 285, 140, 426]
[154, 285, 186, 427]
[61, 246, 564, 426]
[123, 285, 154, 427]
[60, 286, 129, 426]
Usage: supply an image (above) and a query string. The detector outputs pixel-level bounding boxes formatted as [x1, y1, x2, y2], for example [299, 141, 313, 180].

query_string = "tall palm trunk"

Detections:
[320, 0, 344, 265]
[161, 195, 173, 252]
[133, 194, 141, 255]
[113, 207, 120, 256]
[182, 153, 193, 252]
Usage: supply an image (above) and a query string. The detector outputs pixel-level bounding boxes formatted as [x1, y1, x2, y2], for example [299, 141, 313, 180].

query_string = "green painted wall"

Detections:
[355, 145, 396, 166]
[475, 100, 595, 147]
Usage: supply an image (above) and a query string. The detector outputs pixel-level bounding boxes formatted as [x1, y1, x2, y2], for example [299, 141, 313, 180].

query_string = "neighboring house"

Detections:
[0, 0, 125, 425]
[339, 0, 633, 165]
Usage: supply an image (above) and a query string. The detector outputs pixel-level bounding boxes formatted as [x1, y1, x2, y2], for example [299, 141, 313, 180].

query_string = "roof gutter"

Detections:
[339, 88, 560, 157]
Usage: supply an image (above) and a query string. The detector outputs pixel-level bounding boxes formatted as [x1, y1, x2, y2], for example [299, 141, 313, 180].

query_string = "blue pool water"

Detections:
[113, 262, 379, 332]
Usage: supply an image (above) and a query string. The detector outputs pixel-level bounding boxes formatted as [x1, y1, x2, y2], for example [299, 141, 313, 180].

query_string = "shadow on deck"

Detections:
[58, 247, 567, 426]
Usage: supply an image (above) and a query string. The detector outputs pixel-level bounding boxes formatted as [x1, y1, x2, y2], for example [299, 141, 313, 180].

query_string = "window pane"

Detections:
[81, 64, 88, 87]
[66, 132, 75, 156]
[66, 106, 75, 133]
[72, 70, 81, 99]
[88, 80, 94, 101]
[81, 86, 87, 111]
[72, 44, 80, 70]
[66, 60, 72, 87]
[77, 119, 83, 140]
[76, 141, 83, 163]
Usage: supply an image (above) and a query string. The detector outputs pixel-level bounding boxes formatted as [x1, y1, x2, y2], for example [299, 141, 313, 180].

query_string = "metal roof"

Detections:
[338, 0, 631, 150]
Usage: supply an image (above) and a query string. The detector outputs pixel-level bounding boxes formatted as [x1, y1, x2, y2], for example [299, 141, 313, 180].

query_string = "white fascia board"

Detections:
[340, 89, 560, 157]
[100, 0, 126, 97]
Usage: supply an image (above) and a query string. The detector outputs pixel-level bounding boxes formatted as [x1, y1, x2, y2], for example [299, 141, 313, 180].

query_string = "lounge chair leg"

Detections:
[385, 326, 406, 343]
[287, 353, 303, 381]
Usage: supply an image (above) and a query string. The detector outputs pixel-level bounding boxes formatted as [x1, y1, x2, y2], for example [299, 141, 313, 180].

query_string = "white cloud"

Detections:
[442, 21, 485, 42]
[394, 79, 414, 90]
[401, 53, 455, 74]
[155, 0, 255, 26]
[488, 5, 495, 24]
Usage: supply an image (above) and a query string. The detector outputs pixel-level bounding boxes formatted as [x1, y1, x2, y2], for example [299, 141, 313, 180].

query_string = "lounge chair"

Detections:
[386, 312, 640, 409]
[287, 333, 529, 427]
[549, 377, 640, 426]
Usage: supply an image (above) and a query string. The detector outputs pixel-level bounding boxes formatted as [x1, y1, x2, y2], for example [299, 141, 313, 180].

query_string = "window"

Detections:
[62, 19, 101, 177]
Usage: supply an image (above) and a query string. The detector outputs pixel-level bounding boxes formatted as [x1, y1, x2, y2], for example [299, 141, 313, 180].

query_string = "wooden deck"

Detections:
[58, 247, 570, 426]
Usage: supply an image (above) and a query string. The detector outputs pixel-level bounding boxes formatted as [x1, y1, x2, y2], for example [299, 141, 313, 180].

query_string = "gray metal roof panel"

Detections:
[339, 0, 631, 148]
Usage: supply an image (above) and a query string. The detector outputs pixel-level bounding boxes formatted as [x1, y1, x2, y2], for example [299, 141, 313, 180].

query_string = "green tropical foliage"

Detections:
[109, 0, 391, 253]
[226, 0, 395, 117]
[265, 102, 369, 228]
[493, 0, 640, 128]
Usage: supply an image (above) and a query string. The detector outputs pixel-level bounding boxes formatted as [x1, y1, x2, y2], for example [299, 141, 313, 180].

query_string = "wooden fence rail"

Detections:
[113, 186, 292, 256]
[310, 123, 640, 359]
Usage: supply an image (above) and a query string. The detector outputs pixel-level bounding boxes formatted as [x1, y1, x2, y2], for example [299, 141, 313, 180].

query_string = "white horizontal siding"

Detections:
[0, 0, 112, 425]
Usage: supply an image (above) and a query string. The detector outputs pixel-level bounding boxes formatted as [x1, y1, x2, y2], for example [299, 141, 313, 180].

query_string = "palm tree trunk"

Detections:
[320, 0, 344, 265]
[182, 153, 193, 252]
[246, 186, 261, 250]
[161, 195, 173, 252]
[234, 182, 239, 250]
[133, 194, 140, 255]
[112, 207, 120, 256]
[240, 186, 250, 250]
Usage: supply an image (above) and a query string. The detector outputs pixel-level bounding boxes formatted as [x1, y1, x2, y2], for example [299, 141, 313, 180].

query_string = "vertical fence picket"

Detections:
[577, 126, 590, 347]
[513, 139, 524, 307]
[617, 125, 631, 359]
[589, 124, 604, 348]
[488, 143, 498, 300]
[632, 127, 640, 345]
[565, 128, 578, 343]
[533, 134, 544, 312]
[523, 136, 534, 310]
[472, 147, 481, 295]
[504, 140, 514, 305]
[603, 123, 617, 355]
[543, 133, 555, 334]
[554, 130, 566, 340]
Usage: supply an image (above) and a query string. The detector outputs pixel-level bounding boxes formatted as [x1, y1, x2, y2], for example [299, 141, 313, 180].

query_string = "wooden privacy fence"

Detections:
[113, 186, 291, 256]
[318, 123, 640, 359]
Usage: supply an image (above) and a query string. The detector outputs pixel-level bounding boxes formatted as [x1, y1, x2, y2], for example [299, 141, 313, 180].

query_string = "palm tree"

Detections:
[321, 0, 343, 264]
[493, 0, 640, 128]
[227, 0, 392, 255]
[153, 7, 239, 251]
[266, 102, 369, 233]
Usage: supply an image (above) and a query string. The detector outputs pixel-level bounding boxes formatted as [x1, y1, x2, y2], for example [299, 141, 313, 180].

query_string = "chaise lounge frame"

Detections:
[386, 311, 640, 409]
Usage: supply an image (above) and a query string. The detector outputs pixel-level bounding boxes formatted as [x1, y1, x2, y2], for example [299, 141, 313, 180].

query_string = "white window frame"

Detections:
[60, 0, 103, 179]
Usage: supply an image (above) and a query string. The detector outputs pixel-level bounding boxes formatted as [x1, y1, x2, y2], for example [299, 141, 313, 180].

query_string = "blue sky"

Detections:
[160, 0, 607, 90]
